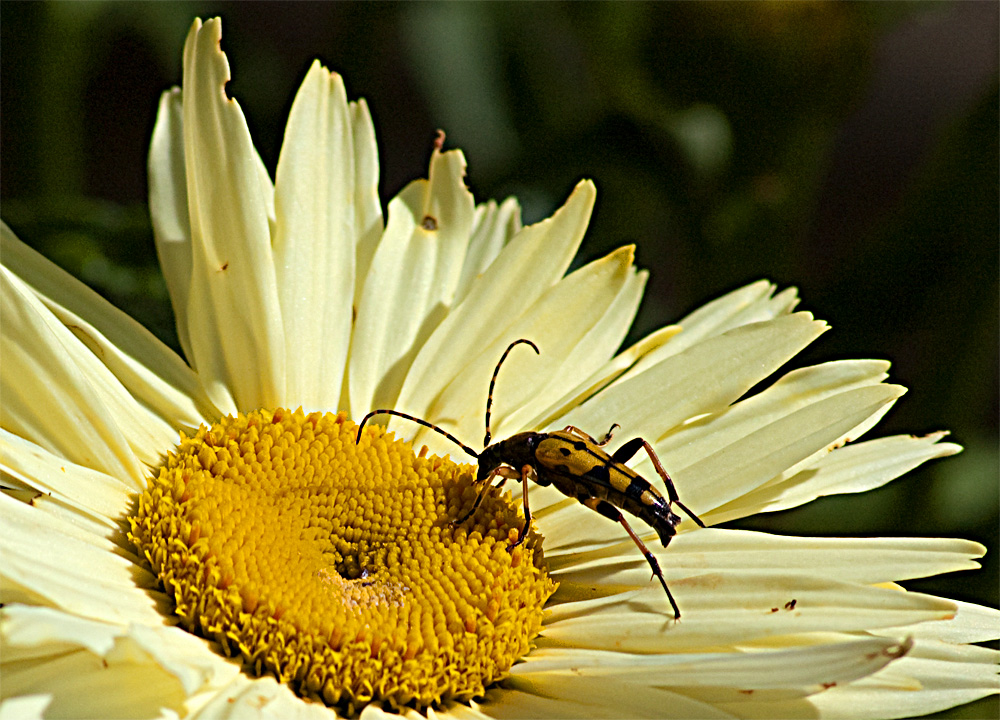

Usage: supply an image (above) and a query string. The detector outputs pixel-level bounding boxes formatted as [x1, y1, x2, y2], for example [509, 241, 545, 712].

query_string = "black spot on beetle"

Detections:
[584, 464, 610, 484]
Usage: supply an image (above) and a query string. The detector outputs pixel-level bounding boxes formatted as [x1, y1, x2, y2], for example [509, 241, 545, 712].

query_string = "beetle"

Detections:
[356, 338, 706, 619]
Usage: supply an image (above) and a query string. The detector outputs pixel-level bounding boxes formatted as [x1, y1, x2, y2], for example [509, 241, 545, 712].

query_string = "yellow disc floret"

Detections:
[128, 408, 556, 712]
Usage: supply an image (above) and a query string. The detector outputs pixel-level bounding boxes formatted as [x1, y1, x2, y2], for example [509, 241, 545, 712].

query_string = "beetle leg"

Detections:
[453, 466, 519, 526]
[563, 423, 619, 445]
[507, 464, 536, 550]
[581, 497, 683, 620]
[611, 437, 644, 464]
[632, 439, 707, 529]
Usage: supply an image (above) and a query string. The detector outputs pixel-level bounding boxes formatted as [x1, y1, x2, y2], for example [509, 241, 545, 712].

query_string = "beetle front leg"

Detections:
[452, 466, 520, 526]
[507, 464, 537, 550]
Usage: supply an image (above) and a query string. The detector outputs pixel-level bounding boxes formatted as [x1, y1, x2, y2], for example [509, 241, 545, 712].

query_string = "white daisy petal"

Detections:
[874, 598, 1000, 645]
[0, 695, 50, 720]
[428, 701, 499, 720]
[1, 429, 131, 524]
[148, 86, 195, 362]
[789, 640, 1000, 720]
[189, 674, 336, 720]
[394, 180, 596, 427]
[418, 245, 641, 448]
[349, 98, 385, 308]
[526, 324, 684, 438]
[515, 635, 912, 692]
[655, 530, 981, 585]
[548, 531, 985, 594]
[670, 281, 801, 348]
[179, 18, 285, 410]
[1, 269, 148, 484]
[486, 678, 733, 720]
[349, 148, 476, 414]
[543, 572, 955, 652]
[711, 432, 962, 523]
[612, 281, 800, 385]
[0, 606, 218, 720]
[273, 61, 367, 411]
[0, 494, 161, 625]
[2, 224, 218, 431]
[453, 197, 522, 305]
[557, 313, 827, 452]
[660, 359, 891, 471]
[675, 383, 904, 516]
[502, 252, 648, 438]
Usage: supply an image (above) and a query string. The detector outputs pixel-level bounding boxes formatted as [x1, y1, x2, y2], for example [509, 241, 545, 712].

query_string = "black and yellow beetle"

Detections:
[356, 339, 706, 619]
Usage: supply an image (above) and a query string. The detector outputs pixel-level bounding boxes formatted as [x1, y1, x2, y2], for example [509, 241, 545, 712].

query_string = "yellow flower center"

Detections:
[128, 408, 556, 713]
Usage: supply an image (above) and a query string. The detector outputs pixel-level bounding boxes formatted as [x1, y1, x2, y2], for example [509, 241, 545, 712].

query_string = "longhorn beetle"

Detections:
[356, 339, 706, 619]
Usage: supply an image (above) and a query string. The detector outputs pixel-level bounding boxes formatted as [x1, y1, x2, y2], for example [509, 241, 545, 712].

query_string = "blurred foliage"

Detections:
[1, 3, 997, 717]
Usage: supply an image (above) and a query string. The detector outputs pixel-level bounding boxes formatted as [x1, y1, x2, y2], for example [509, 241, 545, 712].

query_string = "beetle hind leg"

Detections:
[561, 424, 619, 446]
[625, 438, 707, 529]
[581, 497, 683, 620]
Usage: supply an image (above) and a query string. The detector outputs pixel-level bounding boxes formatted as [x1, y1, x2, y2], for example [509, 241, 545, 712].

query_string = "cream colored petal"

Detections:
[874, 598, 1000, 645]
[2, 224, 219, 430]
[0, 609, 219, 720]
[502, 259, 648, 438]
[0, 430, 131, 522]
[349, 98, 384, 307]
[556, 313, 827, 459]
[611, 281, 800, 386]
[524, 324, 684, 439]
[0, 695, 49, 720]
[425, 701, 498, 720]
[514, 635, 911, 692]
[148, 87, 195, 362]
[273, 62, 362, 411]
[711, 432, 962, 523]
[489, 677, 734, 720]
[0, 495, 162, 625]
[180, 18, 284, 410]
[550, 529, 985, 589]
[784, 640, 1000, 720]
[393, 181, 596, 426]
[189, 673, 337, 720]
[543, 572, 955, 652]
[671, 383, 904, 517]
[1, 269, 148, 484]
[659, 359, 890, 470]
[453, 197, 522, 305]
[670, 281, 800, 350]
[1, 605, 122, 661]
[349, 149, 476, 414]
[1, 650, 185, 720]
[411, 246, 639, 453]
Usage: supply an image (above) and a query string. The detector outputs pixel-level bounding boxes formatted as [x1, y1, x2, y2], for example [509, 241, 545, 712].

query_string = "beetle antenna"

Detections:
[484, 339, 540, 447]
[356, 410, 480, 460]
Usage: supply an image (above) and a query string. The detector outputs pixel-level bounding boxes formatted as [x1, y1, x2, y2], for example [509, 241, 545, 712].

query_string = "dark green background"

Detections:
[2, 3, 996, 718]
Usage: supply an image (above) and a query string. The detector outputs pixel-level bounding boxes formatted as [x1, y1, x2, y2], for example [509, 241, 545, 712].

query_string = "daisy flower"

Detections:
[1, 16, 997, 720]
